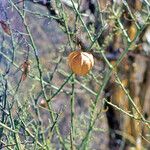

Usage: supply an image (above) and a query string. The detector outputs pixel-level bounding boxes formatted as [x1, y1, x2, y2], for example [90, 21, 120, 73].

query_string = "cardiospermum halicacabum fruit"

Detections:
[67, 50, 94, 76]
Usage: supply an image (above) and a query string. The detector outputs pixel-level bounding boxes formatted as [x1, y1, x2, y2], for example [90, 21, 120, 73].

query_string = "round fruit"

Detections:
[68, 51, 94, 76]
[39, 99, 48, 108]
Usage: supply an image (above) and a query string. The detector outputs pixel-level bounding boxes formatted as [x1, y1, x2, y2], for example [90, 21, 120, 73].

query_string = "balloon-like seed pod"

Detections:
[68, 51, 94, 76]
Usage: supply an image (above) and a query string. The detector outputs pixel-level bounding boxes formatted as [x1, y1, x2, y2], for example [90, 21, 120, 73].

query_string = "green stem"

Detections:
[49, 73, 73, 101]
[70, 74, 75, 150]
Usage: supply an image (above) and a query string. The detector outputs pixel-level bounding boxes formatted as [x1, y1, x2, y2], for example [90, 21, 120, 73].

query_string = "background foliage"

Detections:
[0, 0, 150, 149]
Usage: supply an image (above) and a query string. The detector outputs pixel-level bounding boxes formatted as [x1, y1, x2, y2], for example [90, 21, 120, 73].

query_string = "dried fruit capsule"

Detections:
[68, 51, 94, 76]
[39, 99, 48, 108]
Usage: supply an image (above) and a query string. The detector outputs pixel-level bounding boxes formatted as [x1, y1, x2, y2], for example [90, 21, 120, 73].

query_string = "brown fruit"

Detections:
[39, 99, 48, 108]
[128, 23, 137, 41]
[68, 51, 94, 76]
[0, 20, 11, 36]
